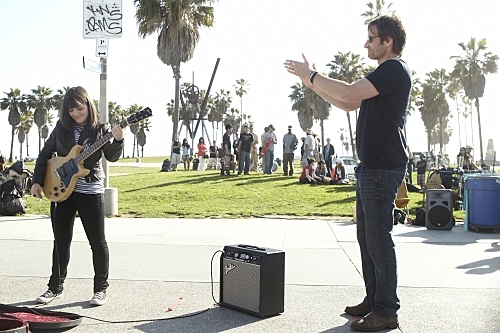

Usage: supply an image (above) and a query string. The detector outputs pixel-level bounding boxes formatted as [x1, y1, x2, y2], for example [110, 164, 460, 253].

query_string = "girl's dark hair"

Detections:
[307, 157, 315, 165]
[182, 139, 189, 147]
[60, 86, 99, 130]
[199, 137, 205, 143]
[368, 13, 406, 56]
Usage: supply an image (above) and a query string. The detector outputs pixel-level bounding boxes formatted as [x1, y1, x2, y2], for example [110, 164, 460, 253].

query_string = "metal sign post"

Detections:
[83, 0, 122, 215]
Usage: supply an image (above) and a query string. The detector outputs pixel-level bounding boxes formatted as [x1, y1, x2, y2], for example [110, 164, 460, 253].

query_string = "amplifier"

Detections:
[220, 244, 285, 317]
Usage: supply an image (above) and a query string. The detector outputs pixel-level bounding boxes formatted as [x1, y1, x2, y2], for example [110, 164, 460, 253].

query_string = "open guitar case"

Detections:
[0, 304, 82, 333]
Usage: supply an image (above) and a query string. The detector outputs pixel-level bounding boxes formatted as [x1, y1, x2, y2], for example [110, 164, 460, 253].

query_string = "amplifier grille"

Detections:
[221, 258, 260, 313]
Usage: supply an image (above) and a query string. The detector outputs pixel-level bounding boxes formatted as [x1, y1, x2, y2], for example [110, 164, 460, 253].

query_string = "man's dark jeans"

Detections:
[239, 150, 251, 174]
[283, 153, 294, 175]
[355, 164, 406, 317]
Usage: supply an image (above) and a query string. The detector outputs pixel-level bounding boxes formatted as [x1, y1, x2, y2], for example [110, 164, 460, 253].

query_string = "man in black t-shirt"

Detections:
[285, 14, 409, 332]
[237, 124, 254, 175]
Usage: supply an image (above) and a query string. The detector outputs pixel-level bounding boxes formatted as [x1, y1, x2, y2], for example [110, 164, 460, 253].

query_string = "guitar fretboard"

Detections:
[73, 120, 127, 164]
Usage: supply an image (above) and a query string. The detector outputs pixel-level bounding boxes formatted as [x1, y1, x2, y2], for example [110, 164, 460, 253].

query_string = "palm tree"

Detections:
[212, 89, 232, 138]
[17, 109, 34, 159]
[52, 86, 70, 117]
[108, 101, 124, 128]
[137, 118, 152, 157]
[361, 0, 393, 24]
[125, 104, 144, 157]
[25, 86, 53, 153]
[308, 84, 331, 151]
[1, 88, 27, 162]
[288, 83, 313, 132]
[327, 51, 365, 159]
[418, 69, 450, 153]
[450, 37, 499, 165]
[233, 78, 249, 131]
[225, 107, 241, 140]
[134, 0, 217, 147]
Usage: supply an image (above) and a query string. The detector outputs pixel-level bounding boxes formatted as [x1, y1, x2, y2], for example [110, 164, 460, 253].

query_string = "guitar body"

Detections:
[40, 106, 152, 203]
[43, 145, 90, 202]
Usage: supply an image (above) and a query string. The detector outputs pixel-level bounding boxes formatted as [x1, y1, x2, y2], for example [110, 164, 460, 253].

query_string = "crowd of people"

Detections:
[167, 124, 354, 186]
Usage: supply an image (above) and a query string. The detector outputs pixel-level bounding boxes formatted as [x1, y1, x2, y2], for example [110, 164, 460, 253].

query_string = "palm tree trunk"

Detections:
[132, 135, 136, 158]
[19, 142, 23, 160]
[26, 136, 29, 157]
[346, 112, 356, 160]
[456, 97, 462, 147]
[320, 119, 325, 156]
[172, 65, 181, 143]
[38, 128, 43, 153]
[9, 126, 15, 162]
[475, 98, 484, 166]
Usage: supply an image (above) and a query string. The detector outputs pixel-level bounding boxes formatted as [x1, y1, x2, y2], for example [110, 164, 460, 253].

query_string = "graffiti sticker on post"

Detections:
[83, 0, 123, 39]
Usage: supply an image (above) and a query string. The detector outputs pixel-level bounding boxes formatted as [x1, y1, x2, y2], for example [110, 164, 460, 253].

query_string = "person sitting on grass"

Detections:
[330, 158, 349, 185]
[299, 157, 318, 185]
[314, 160, 331, 184]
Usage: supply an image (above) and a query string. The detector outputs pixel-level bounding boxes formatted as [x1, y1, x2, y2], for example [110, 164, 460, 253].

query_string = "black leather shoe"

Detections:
[345, 303, 372, 317]
[350, 312, 398, 332]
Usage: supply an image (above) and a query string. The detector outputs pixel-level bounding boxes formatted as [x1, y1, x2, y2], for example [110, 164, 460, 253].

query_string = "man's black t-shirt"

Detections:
[239, 132, 254, 152]
[209, 145, 217, 158]
[223, 132, 231, 154]
[357, 58, 411, 169]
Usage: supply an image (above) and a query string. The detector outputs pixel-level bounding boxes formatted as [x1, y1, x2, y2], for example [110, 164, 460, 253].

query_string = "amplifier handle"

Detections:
[237, 244, 266, 251]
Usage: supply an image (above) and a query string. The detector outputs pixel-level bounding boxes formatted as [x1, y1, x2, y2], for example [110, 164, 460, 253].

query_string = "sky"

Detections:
[0, 0, 499, 160]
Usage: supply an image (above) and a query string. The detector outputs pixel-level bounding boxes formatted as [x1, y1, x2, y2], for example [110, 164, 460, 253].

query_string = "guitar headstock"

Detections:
[126, 107, 153, 125]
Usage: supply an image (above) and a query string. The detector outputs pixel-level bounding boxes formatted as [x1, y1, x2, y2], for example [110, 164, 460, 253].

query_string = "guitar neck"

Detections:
[74, 121, 127, 164]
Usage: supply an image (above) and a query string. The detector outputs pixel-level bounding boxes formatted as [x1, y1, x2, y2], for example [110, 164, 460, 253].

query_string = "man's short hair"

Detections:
[225, 123, 232, 130]
[368, 13, 406, 56]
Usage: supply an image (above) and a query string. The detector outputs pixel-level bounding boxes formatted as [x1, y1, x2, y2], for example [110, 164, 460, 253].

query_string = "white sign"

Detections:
[83, 0, 122, 39]
[83, 56, 104, 74]
[96, 38, 109, 57]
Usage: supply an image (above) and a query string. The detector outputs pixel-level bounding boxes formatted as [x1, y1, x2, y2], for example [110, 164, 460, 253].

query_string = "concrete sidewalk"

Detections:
[1, 215, 499, 332]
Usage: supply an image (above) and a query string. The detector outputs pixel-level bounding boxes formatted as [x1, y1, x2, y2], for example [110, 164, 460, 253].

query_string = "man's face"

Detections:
[244, 127, 250, 133]
[227, 127, 232, 134]
[364, 26, 388, 61]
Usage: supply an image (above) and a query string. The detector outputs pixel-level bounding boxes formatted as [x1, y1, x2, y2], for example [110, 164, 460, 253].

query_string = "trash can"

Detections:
[464, 174, 500, 231]
[192, 158, 200, 171]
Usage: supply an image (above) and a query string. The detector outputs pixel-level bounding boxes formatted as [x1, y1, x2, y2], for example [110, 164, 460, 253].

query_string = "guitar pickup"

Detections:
[55, 167, 67, 180]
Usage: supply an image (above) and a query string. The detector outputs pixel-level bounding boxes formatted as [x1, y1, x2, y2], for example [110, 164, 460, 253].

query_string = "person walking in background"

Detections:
[31, 86, 124, 306]
[262, 124, 278, 174]
[249, 126, 259, 172]
[416, 153, 427, 187]
[208, 140, 218, 170]
[237, 124, 254, 175]
[260, 126, 269, 172]
[197, 137, 208, 171]
[303, 129, 315, 168]
[300, 137, 306, 169]
[283, 125, 298, 176]
[324, 138, 335, 177]
[221, 124, 232, 176]
[170, 133, 181, 171]
[285, 13, 411, 331]
[181, 138, 191, 171]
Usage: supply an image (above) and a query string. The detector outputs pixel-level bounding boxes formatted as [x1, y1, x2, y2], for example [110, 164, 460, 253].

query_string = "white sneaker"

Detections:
[36, 290, 62, 304]
[90, 291, 106, 306]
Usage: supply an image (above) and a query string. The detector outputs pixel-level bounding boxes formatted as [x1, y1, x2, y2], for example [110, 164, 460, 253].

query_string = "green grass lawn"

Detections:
[22, 159, 465, 221]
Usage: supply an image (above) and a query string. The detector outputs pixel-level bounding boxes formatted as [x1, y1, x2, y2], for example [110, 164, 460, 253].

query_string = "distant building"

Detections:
[484, 139, 497, 166]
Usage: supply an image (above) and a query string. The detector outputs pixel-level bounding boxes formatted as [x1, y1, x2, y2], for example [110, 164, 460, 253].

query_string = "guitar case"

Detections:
[0, 304, 82, 332]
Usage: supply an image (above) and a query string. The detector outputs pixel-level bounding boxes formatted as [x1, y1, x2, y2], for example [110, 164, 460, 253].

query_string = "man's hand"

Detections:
[284, 54, 316, 88]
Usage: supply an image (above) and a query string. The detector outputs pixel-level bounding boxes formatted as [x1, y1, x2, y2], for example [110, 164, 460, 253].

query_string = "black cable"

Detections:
[210, 250, 224, 306]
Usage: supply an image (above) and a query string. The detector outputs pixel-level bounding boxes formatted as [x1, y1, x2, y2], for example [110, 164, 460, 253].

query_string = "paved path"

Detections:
[1, 215, 499, 332]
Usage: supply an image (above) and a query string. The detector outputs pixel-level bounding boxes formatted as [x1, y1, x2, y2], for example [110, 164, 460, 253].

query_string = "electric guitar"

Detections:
[42, 107, 152, 202]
